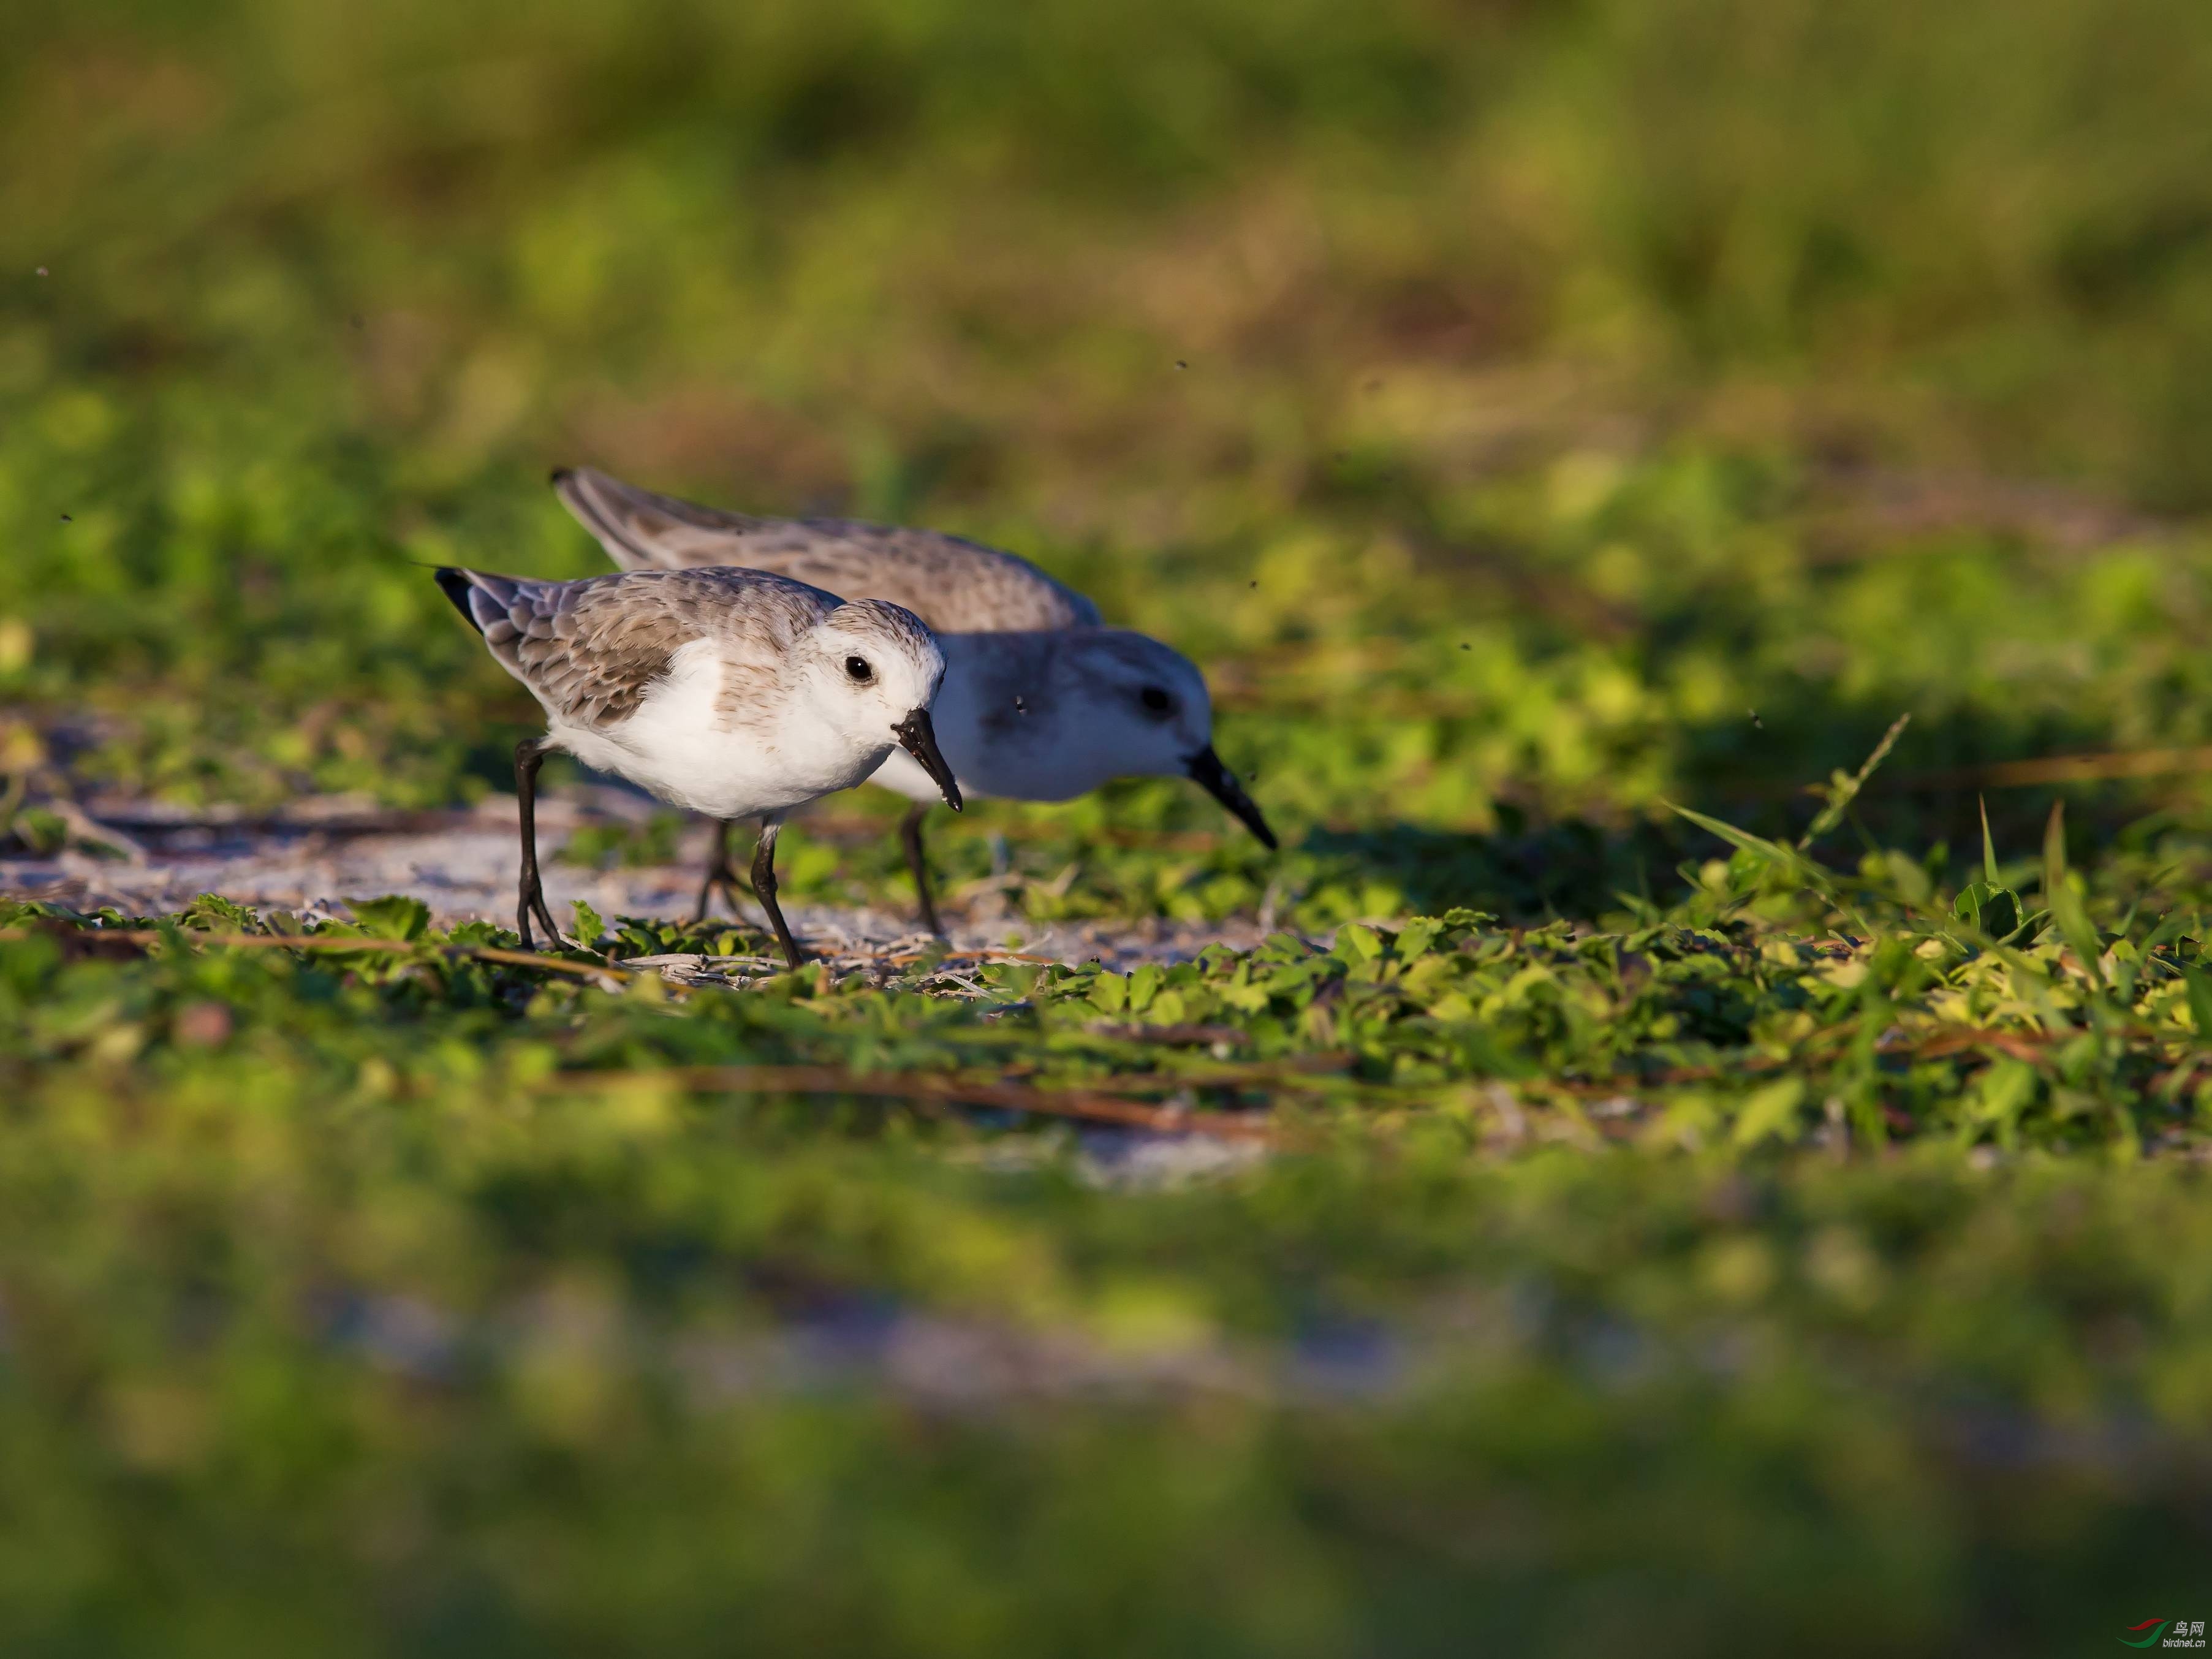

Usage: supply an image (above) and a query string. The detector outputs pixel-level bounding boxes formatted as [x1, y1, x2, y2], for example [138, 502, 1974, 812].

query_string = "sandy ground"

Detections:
[1, 789, 1281, 970]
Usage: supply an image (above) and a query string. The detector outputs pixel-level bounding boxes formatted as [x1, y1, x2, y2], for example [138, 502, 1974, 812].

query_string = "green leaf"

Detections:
[1950, 881, 2019, 941]
[348, 894, 429, 942]
[2186, 968, 2212, 1044]
[1090, 971, 1129, 1015]
[1733, 1078, 1807, 1146]
[1395, 917, 1442, 960]
[1968, 1058, 2039, 1136]
[1979, 794, 1999, 886]
[1127, 962, 1163, 1014]
[570, 899, 607, 946]
[181, 892, 262, 933]
[1337, 923, 1383, 962]
[2042, 798, 2067, 897]
[1950, 881, 1988, 925]
[2046, 871, 2103, 989]
[1218, 979, 1271, 1014]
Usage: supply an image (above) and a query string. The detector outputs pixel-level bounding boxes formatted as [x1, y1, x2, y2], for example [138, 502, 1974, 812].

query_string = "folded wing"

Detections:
[551, 465, 1103, 634]
[434, 566, 834, 729]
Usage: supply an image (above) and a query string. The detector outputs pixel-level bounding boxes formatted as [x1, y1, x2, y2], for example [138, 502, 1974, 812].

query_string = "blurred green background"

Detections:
[7, 1, 2212, 1653]
[9, 0, 2212, 849]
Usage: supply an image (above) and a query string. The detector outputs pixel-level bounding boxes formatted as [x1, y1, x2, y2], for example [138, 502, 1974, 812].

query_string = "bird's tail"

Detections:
[433, 567, 528, 638]
[550, 466, 658, 567]
[550, 465, 754, 570]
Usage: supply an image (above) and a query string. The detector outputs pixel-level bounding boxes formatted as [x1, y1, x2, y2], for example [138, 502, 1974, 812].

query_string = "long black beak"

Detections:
[1186, 744, 1276, 849]
[893, 708, 963, 811]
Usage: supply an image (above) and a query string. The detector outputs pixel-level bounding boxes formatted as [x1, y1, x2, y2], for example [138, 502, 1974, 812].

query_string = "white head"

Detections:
[1042, 631, 1275, 847]
[797, 599, 961, 809]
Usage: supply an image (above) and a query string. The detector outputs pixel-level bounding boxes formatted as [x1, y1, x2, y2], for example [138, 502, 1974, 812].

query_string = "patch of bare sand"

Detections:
[1, 789, 1284, 970]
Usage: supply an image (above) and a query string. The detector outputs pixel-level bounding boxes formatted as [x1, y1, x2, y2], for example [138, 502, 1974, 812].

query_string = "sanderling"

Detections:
[433, 564, 961, 963]
[551, 468, 1273, 934]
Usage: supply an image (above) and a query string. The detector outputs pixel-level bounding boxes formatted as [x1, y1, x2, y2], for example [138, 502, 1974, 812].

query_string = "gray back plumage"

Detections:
[436, 565, 839, 729]
[551, 466, 1103, 634]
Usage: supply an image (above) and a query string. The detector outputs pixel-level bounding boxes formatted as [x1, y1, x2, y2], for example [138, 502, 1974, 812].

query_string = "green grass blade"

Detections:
[2047, 871, 2104, 990]
[1672, 804, 1790, 862]
[1800, 712, 1912, 850]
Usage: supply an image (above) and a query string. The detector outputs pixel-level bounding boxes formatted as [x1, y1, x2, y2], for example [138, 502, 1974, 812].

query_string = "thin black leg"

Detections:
[692, 818, 747, 924]
[513, 737, 562, 949]
[749, 820, 803, 970]
[900, 802, 942, 936]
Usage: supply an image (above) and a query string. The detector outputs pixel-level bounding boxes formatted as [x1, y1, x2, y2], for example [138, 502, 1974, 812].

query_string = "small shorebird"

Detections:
[551, 467, 1273, 933]
[434, 564, 961, 964]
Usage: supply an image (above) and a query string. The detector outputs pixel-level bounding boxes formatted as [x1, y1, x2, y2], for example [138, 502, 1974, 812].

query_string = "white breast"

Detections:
[549, 637, 892, 820]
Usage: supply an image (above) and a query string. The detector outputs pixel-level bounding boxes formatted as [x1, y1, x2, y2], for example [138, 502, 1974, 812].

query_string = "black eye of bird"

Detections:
[1139, 685, 1173, 714]
[846, 656, 874, 683]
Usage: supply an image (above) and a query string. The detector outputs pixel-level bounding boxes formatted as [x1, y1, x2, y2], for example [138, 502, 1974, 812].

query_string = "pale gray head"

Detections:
[1056, 631, 1274, 847]
[798, 599, 961, 809]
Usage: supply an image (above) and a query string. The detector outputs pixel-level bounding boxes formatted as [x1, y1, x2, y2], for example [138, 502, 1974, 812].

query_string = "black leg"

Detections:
[900, 802, 942, 936]
[749, 820, 803, 970]
[692, 818, 748, 924]
[513, 737, 562, 949]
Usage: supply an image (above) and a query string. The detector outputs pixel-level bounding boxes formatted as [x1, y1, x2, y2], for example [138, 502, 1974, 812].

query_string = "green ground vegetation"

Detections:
[5, 0, 2212, 1652]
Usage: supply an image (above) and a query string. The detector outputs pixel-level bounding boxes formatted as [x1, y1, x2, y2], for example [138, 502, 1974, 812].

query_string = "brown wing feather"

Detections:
[552, 466, 1103, 633]
[454, 567, 836, 729]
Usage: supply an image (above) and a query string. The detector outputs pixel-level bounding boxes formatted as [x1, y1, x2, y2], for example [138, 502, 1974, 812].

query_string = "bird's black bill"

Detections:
[1186, 744, 1276, 849]
[894, 708, 963, 811]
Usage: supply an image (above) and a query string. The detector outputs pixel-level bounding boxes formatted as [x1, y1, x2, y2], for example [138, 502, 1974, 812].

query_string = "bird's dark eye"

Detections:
[1139, 685, 1173, 715]
[846, 656, 874, 683]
